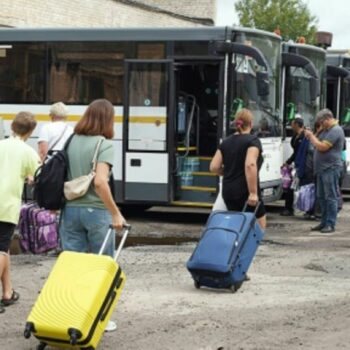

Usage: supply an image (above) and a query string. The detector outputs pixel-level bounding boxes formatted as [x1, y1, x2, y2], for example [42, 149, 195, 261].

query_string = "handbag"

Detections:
[64, 138, 104, 201]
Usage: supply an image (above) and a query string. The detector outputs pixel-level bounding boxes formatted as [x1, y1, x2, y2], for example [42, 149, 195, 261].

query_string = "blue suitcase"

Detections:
[187, 207, 265, 292]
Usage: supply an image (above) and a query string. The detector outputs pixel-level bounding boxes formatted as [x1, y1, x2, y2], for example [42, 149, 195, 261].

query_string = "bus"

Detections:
[326, 52, 350, 190]
[280, 42, 326, 162]
[0, 27, 282, 209]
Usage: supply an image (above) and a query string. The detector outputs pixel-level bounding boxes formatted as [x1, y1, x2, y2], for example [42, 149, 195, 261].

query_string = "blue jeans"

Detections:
[316, 167, 341, 228]
[59, 207, 114, 257]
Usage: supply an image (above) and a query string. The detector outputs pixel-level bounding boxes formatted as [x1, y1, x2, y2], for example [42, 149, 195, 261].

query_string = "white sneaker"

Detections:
[105, 320, 117, 332]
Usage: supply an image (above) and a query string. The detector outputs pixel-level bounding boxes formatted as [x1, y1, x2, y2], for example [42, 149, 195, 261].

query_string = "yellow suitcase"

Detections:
[24, 224, 130, 350]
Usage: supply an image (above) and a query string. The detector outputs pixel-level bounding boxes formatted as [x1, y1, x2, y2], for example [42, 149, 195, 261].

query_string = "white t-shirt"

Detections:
[38, 121, 74, 150]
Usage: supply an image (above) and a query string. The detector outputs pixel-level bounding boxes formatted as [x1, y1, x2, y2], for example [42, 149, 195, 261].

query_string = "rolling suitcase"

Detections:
[19, 202, 58, 254]
[187, 204, 264, 292]
[24, 224, 131, 350]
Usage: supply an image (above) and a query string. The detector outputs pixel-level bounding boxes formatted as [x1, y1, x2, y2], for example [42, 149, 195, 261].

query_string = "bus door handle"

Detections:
[130, 159, 141, 166]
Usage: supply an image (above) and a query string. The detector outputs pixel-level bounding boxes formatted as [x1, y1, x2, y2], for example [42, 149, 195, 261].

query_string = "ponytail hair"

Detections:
[234, 108, 253, 134]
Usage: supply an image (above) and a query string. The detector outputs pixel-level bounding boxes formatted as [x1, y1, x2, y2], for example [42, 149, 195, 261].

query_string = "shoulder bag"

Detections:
[64, 138, 104, 201]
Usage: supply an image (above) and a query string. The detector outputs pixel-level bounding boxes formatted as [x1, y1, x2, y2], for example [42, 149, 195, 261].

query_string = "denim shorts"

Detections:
[59, 206, 115, 257]
[0, 221, 16, 252]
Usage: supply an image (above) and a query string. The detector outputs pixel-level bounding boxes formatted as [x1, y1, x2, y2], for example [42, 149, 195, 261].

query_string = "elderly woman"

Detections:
[37, 102, 73, 161]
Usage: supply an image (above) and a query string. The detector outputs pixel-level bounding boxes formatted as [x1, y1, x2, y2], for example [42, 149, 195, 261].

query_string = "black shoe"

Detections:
[303, 213, 316, 220]
[320, 226, 335, 234]
[46, 247, 62, 257]
[310, 224, 325, 231]
[280, 209, 294, 217]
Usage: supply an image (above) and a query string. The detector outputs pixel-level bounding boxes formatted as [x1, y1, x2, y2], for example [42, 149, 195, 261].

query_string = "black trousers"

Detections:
[284, 188, 294, 212]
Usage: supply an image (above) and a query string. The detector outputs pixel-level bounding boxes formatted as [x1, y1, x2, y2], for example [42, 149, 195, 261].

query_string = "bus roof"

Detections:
[327, 53, 350, 67]
[283, 42, 326, 55]
[0, 26, 280, 43]
[0, 27, 232, 42]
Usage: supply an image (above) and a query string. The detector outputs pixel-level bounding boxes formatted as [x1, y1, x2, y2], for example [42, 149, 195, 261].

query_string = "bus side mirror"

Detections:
[309, 77, 319, 102]
[256, 71, 270, 97]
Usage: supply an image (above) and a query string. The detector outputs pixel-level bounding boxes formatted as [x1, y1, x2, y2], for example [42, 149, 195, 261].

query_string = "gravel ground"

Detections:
[1, 203, 350, 350]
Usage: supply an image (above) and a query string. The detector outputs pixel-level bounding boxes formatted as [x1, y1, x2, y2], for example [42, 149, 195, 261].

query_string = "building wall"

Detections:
[0, 0, 215, 28]
[130, 0, 216, 21]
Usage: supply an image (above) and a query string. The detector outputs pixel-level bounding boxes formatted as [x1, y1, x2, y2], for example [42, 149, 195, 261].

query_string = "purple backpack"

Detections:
[296, 184, 315, 212]
[281, 165, 293, 190]
[19, 203, 58, 254]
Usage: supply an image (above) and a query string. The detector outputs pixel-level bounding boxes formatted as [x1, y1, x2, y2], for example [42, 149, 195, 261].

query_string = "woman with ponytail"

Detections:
[210, 108, 266, 229]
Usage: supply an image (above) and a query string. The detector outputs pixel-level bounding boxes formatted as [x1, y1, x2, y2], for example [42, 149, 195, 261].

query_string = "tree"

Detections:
[234, 0, 318, 43]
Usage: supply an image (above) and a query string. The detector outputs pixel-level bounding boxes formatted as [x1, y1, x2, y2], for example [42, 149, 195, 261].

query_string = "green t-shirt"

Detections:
[66, 135, 114, 209]
[0, 137, 40, 224]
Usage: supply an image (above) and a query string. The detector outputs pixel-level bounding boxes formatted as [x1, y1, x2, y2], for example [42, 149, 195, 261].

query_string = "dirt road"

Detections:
[2, 203, 350, 350]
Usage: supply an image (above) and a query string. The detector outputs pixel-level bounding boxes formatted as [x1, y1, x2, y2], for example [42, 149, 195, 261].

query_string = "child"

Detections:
[0, 112, 40, 313]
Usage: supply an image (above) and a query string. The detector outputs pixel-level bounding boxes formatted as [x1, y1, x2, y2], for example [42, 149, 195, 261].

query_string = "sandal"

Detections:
[1, 290, 20, 306]
[0, 304, 5, 313]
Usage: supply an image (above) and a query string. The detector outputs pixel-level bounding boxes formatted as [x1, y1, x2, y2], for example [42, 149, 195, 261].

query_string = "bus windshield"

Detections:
[233, 32, 281, 137]
[340, 58, 350, 129]
[341, 79, 350, 129]
[286, 48, 326, 128]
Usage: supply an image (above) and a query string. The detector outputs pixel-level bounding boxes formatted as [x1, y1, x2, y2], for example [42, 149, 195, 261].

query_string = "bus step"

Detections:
[181, 186, 216, 192]
[171, 201, 213, 208]
[198, 157, 212, 172]
[176, 146, 197, 152]
[179, 186, 217, 202]
[192, 172, 217, 187]
[177, 156, 212, 172]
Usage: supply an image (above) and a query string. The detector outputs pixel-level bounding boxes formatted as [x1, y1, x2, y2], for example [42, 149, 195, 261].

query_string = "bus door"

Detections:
[123, 60, 174, 203]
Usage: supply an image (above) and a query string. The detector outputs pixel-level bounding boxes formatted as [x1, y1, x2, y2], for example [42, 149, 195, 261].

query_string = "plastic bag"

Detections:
[296, 183, 315, 212]
[281, 165, 293, 190]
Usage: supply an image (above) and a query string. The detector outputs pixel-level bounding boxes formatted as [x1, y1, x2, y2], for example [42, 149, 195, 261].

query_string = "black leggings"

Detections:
[0, 222, 15, 252]
[224, 195, 266, 219]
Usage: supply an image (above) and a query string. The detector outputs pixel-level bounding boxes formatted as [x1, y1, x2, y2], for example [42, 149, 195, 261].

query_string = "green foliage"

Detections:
[235, 0, 318, 43]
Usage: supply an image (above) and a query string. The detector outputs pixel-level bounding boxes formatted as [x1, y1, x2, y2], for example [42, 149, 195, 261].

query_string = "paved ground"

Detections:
[1, 202, 350, 350]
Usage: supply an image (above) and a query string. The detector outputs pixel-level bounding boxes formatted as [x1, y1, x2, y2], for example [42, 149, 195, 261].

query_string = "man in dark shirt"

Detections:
[305, 109, 345, 233]
[281, 117, 305, 216]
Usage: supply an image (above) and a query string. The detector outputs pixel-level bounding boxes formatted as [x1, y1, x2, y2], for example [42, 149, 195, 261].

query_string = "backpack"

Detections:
[34, 134, 74, 210]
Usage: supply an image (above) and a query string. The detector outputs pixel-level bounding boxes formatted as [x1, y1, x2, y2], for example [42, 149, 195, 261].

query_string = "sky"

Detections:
[216, 0, 350, 49]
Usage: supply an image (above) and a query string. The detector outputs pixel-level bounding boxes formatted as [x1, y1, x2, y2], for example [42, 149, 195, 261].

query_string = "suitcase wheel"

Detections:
[230, 285, 237, 293]
[230, 281, 243, 293]
[194, 281, 201, 289]
[36, 342, 47, 350]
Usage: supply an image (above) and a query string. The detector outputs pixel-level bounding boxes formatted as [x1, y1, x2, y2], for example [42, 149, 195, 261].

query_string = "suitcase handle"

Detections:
[98, 224, 131, 261]
[100, 291, 117, 322]
[242, 201, 261, 215]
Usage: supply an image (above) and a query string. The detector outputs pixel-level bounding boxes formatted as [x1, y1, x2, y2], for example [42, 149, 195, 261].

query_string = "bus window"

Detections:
[285, 67, 316, 128]
[137, 43, 165, 59]
[0, 43, 45, 103]
[49, 43, 130, 105]
[129, 63, 166, 107]
[234, 54, 281, 137]
[174, 42, 210, 57]
[127, 62, 167, 152]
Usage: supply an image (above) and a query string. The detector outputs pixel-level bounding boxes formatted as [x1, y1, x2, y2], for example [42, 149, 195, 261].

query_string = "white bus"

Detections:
[0, 27, 283, 209]
[327, 52, 350, 190]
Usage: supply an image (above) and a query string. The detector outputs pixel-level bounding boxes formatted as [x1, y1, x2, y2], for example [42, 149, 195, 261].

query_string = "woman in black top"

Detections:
[210, 108, 266, 229]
